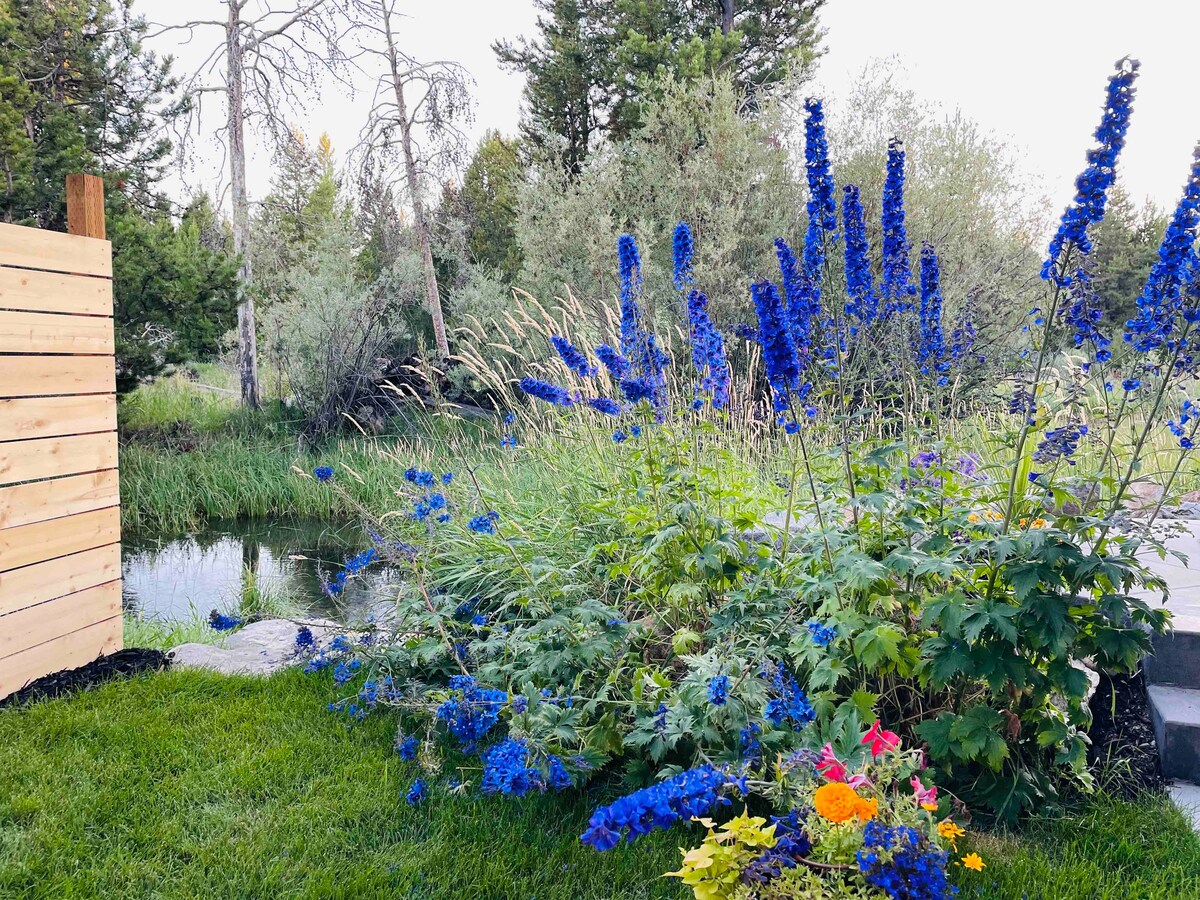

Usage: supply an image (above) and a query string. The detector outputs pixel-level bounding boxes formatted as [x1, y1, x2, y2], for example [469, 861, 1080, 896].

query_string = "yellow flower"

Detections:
[938, 821, 965, 844]
[961, 853, 985, 872]
[921, 802, 939, 811]
[813, 782, 861, 824]
[968, 513, 980, 523]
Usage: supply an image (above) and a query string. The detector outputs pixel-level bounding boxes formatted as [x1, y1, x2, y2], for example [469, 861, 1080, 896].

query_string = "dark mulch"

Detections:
[1087, 666, 1163, 795]
[0, 648, 170, 709]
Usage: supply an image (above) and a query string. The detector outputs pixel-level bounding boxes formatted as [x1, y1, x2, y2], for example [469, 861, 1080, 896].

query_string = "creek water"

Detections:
[121, 519, 398, 624]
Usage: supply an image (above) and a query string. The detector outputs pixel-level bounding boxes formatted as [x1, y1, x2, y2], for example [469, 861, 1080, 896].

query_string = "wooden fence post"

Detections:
[66, 174, 106, 240]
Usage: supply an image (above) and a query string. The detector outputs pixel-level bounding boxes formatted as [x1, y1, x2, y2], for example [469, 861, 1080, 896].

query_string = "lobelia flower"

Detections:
[1043, 57, 1140, 285]
[881, 138, 917, 312]
[862, 720, 901, 757]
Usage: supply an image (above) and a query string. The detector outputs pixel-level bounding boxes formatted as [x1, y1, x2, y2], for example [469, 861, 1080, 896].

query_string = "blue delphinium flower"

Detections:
[1123, 378, 1141, 392]
[435, 675, 508, 750]
[396, 734, 420, 761]
[295, 626, 315, 652]
[856, 820, 953, 900]
[333, 658, 361, 684]
[1034, 422, 1087, 465]
[806, 619, 836, 647]
[881, 138, 917, 312]
[1124, 146, 1200, 352]
[580, 765, 734, 851]
[481, 737, 544, 796]
[519, 376, 574, 407]
[842, 184, 877, 323]
[313, 465, 334, 483]
[595, 343, 630, 380]
[764, 664, 815, 729]
[802, 98, 837, 232]
[442, 472, 453, 485]
[1059, 271, 1112, 362]
[587, 397, 622, 416]
[707, 674, 729, 706]
[686, 288, 731, 409]
[740, 810, 812, 886]
[511, 695, 529, 714]
[740, 722, 762, 766]
[551, 335, 594, 377]
[208, 611, 242, 631]
[673, 221, 695, 291]
[1043, 57, 1140, 284]
[618, 234, 645, 361]
[467, 511, 499, 535]
[751, 280, 800, 403]
[775, 237, 816, 355]
[612, 429, 628, 443]
[405, 778, 427, 806]
[917, 243, 946, 372]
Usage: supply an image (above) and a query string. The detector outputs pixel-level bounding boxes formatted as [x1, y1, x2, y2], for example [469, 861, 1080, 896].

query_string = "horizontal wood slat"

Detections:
[0, 433, 117, 486]
[0, 544, 120, 618]
[0, 580, 120, 658]
[0, 394, 116, 440]
[0, 355, 115, 398]
[0, 615, 121, 698]
[0, 507, 120, 573]
[0, 309, 114, 354]
[0, 266, 112, 315]
[0, 222, 112, 278]
[0, 470, 119, 530]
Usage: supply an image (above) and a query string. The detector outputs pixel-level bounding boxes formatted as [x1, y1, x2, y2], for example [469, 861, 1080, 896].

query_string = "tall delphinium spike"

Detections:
[917, 243, 946, 382]
[673, 221, 695, 291]
[774, 238, 815, 359]
[550, 335, 595, 377]
[802, 98, 837, 232]
[881, 138, 916, 314]
[686, 288, 731, 409]
[1123, 145, 1200, 353]
[751, 280, 804, 426]
[617, 233, 644, 362]
[1042, 57, 1140, 286]
[842, 184, 876, 323]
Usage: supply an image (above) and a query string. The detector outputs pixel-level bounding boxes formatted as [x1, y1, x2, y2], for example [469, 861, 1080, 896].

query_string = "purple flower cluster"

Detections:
[580, 765, 734, 851]
[1034, 422, 1088, 465]
[1043, 58, 1139, 284]
[740, 810, 812, 886]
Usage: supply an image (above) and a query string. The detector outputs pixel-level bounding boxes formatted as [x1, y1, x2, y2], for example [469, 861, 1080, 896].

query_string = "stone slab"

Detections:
[168, 617, 346, 676]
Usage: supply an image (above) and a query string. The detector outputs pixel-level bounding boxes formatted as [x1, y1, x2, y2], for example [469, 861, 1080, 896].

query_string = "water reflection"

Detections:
[122, 519, 401, 623]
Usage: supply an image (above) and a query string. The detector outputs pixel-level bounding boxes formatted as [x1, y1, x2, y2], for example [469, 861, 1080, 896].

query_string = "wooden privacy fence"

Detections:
[0, 175, 122, 699]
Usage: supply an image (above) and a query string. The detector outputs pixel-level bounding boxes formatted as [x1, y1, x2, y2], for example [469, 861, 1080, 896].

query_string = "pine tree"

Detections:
[494, 0, 825, 173]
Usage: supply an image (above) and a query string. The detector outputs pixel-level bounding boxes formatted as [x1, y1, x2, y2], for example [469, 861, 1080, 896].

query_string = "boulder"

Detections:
[168, 617, 345, 677]
[1124, 482, 1165, 513]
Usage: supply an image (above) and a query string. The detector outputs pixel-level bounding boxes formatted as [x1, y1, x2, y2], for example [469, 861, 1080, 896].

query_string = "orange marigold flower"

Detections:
[854, 796, 878, 822]
[814, 782, 861, 823]
[961, 853, 985, 872]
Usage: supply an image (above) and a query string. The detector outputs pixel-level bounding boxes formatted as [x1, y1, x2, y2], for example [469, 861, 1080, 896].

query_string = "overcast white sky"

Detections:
[142, 0, 1200, 216]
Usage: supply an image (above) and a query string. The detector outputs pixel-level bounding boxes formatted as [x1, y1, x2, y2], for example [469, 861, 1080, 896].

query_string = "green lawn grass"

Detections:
[1, 669, 1197, 899]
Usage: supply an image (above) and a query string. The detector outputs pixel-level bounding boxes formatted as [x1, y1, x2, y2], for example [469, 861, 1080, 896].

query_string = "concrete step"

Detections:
[1145, 629, 1200, 689]
[1148, 684, 1200, 781]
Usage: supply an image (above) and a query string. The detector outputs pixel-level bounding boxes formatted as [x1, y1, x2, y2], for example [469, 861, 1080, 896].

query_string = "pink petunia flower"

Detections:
[862, 720, 901, 757]
[815, 743, 848, 782]
[911, 774, 938, 806]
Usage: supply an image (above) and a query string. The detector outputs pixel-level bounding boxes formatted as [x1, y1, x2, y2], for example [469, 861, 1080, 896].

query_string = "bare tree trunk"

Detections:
[720, 0, 735, 35]
[379, 1, 450, 360]
[228, 0, 261, 408]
